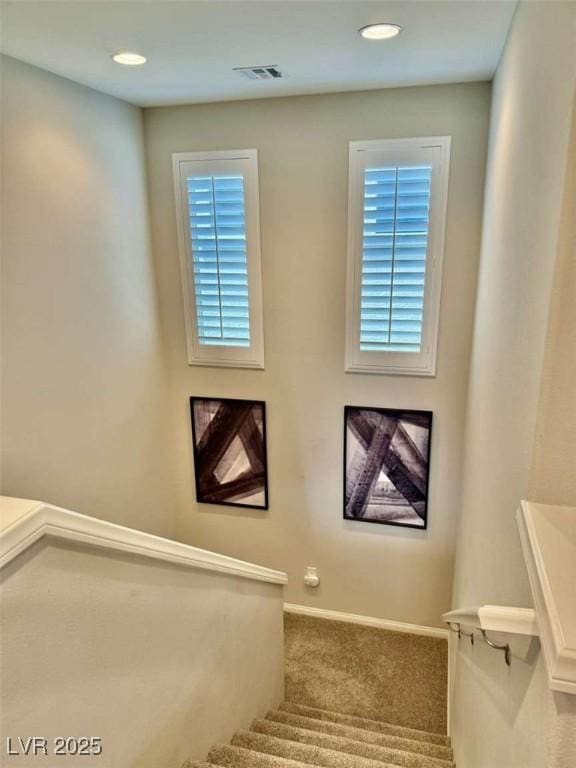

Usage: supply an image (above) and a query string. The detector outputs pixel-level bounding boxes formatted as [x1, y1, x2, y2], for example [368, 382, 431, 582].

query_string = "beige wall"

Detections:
[450, 2, 576, 766]
[144, 82, 491, 627]
[529, 94, 576, 507]
[0, 539, 285, 767]
[530, 62, 576, 768]
[0, 56, 175, 537]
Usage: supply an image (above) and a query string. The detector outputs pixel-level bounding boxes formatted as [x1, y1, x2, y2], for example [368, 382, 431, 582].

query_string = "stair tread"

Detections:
[208, 743, 343, 768]
[232, 730, 446, 768]
[250, 720, 453, 768]
[264, 711, 452, 761]
[278, 704, 449, 747]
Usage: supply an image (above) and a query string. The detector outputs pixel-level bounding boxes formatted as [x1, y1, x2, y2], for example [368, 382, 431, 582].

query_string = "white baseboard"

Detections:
[284, 603, 449, 640]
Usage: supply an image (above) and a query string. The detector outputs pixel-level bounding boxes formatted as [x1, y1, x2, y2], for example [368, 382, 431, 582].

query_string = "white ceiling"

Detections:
[1, 1, 517, 107]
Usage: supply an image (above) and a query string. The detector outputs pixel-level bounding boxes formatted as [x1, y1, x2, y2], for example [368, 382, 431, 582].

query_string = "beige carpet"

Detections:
[284, 613, 448, 735]
[190, 613, 452, 768]
[190, 702, 453, 768]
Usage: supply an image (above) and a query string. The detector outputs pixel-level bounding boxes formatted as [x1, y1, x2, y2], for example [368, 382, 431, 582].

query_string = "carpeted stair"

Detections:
[190, 701, 453, 768]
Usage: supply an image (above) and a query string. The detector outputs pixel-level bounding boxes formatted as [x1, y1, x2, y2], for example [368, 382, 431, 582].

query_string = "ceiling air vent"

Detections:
[234, 65, 283, 81]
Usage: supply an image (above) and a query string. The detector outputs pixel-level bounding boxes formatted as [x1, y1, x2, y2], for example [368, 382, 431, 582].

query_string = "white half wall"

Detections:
[0, 536, 285, 767]
[0, 55, 175, 537]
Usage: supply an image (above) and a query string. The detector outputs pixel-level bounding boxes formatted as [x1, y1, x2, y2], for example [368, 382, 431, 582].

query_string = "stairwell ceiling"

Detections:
[0, 1, 517, 107]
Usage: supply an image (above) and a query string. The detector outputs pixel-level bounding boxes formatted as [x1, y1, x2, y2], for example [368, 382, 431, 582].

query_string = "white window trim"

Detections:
[173, 149, 265, 369]
[345, 136, 451, 377]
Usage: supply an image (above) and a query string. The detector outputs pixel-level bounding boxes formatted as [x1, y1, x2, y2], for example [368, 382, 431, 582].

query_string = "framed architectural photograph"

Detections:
[344, 406, 432, 529]
[190, 397, 268, 510]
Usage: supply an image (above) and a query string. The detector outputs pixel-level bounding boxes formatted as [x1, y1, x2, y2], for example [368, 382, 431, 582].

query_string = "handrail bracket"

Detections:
[480, 629, 511, 666]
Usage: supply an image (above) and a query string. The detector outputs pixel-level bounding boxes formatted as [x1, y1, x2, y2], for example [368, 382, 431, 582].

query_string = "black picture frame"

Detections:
[343, 406, 432, 529]
[190, 397, 269, 510]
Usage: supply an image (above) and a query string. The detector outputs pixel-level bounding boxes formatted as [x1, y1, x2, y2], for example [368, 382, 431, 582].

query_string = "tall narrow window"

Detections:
[173, 150, 264, 368]
[188, 174, 250, 347]
[346, 138, 451, 376]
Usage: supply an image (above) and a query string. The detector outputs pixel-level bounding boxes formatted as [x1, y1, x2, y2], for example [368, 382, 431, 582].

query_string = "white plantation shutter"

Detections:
[346, 138, 451, 376]
[188, 174, 250, 347]
[361, 166, 431, 352]
[173, 150, 264, 369]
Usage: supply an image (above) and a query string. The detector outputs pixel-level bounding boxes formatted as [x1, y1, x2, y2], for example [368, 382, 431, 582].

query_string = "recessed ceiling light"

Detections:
[358, 23, 402, 41]
[112, 52, 147, 66]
